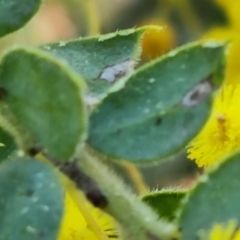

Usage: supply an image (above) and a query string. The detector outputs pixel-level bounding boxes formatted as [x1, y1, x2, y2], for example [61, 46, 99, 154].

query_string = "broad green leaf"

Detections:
[0, 47, 87, 160]
[41, 27, 157, 98]
[0, 127, 16, 162]
[0, 157, 64, 240]
[0, 0, 42, 38]
[178, 152, 240, 240]
[142, 190, 185, 220]
[88, 41, 226, 162]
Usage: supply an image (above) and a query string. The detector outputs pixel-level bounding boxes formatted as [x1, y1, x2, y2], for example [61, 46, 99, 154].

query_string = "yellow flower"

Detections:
[204, 0, 240, 85]
[201, 220, 240, 240]
[58, 192, 118, 240]
[141, 21, 176, 61]
[187, 84, 240, 167]
[214, 0, 240, 30]
[203, 28, 240, 85]
[191, 0, 240, 167]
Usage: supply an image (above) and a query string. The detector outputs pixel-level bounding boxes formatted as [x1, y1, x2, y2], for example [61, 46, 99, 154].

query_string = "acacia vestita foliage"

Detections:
[0, 1, 237, 240]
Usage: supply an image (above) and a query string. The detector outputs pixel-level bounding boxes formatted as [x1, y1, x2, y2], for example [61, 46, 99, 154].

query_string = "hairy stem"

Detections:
[78, 149, 178, 240]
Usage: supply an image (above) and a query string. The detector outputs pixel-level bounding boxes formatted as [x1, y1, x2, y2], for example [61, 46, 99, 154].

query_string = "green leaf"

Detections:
[0, 127, 16, 162]
[0, 47, 87, 160]
[88, 41, 226, 163]
[41, 27, 154, 99]
[0, 0, 42, 38]
[178, 152, 240, 240]
[142, 190, 185, 220]
[0, 157, 64, 240]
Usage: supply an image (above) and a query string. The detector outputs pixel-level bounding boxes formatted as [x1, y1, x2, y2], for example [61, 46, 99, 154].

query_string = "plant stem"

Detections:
[78, 149, 177, 240]
[121, 160, 149, 195]
[84, 0, 100, 35]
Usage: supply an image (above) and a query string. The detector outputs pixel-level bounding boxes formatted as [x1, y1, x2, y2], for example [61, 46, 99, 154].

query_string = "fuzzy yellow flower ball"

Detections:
[141, 22, 176, 61]
[202, 220, 240, 240]
[187, 85, 240, 167]
[205, 0, 240, 86]
[58, 192, 118, 240]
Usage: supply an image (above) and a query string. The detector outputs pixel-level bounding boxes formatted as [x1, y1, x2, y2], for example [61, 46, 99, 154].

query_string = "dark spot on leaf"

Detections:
[116, 129, 121, 135]
[155, 117, 162, 126]
[38, 231, 45, 237]
[181, 79, 212, 107]
[25, 189, 34, 196]
[189, 90, 200, 101]
[0, 87, 7, 100]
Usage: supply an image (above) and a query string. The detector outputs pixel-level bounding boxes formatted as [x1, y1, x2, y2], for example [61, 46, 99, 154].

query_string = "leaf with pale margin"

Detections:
[0, 47, 87, 160]
[88, 41, 226, 163]
[41, 27, 161, 101]
[0, 0, 42, 38]
[0, 157, 64, 240]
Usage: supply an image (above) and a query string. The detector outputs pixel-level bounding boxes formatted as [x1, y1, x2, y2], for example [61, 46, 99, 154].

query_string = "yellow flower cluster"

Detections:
[205, 0, 240, 86]
[203, 220, 240, 240]
[58, 192, 118, 240]
[141, 22, 176, 61]
[187, 0, 240, 168]
[187, 85, 240, 167]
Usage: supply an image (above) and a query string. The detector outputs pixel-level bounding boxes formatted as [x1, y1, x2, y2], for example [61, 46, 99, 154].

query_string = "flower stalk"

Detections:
[77, 148, 177, 240]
